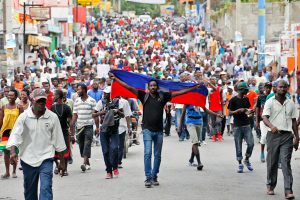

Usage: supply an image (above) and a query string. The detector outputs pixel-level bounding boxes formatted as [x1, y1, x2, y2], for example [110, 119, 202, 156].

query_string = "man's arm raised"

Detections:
[171, 84, 200, 98]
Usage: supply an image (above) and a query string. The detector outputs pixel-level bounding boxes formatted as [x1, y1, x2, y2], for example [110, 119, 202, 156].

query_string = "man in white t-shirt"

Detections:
[117, 97, 132, 168]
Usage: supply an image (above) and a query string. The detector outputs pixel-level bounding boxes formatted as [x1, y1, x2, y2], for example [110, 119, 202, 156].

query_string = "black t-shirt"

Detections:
[228, 96, 250, 127]
[51, 104, 72, 133]
[138, 90, 172, 132]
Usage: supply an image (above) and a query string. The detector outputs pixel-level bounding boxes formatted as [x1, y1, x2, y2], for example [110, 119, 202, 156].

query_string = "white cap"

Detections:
[71, 73, 77, 77]
[58, 73, 65, 79]
[103, 86, 111, 94]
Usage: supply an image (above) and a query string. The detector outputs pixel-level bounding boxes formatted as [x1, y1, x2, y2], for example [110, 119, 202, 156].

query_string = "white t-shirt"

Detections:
[95, 98, 131, 134]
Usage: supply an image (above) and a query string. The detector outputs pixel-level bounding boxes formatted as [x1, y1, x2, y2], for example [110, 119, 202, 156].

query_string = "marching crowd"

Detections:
[0, 15, 299, 200]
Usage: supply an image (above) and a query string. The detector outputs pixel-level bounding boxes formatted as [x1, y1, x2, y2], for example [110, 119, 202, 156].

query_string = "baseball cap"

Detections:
[237, 82, 249, 90]
[103, 86, 111, 94]
[32, 89, 47, 101]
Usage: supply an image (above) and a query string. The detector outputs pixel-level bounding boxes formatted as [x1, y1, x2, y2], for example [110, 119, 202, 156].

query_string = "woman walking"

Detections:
[0, 89, 23, 179]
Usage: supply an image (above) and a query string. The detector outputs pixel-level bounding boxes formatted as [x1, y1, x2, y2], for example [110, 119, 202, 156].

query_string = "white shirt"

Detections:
[6, 109, 66, 167]
[73, 97, 96, 129]
[262, 97, 298, 132]
[95, 98, 130, 134]
[118, 98, 132, 134]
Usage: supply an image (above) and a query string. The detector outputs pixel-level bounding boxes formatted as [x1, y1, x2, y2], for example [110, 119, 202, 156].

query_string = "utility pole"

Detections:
[118, 0, 121, 13]
[206, 0, 211, 31]
[284, 0, 290, 31]
[23, 2, 26, 64]
[235, 0, 241, 58]
[3, 0, 14, 66]
[258, 0, 265, 72]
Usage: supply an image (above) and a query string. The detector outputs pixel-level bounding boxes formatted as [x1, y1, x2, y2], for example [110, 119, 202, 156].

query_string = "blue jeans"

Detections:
[118, 131, 126, 165]
[100, 131, 119, 173]
[143, 129, 163, 179]
[175, 108, 182, 128]
[233, 125, 254, 161]
[21, 158, 54, 200]
[297, 93, 300, 104]
[175, 108, 189, 139]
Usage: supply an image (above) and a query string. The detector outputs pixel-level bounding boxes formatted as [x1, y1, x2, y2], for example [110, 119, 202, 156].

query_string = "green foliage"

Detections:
[121, 0, 161, 17]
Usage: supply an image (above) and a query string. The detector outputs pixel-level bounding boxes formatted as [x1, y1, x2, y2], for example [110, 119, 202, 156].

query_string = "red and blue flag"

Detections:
[111, 70, 208, 108]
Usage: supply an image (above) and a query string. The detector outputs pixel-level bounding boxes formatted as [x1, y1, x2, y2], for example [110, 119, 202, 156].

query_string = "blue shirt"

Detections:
[185, 105, 203, 125]
[67, 88, 75, 99]
[88, 89, 103, 102]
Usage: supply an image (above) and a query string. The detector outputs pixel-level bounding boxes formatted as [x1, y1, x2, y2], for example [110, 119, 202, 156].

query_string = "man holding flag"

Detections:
[110, 72, 202, 188]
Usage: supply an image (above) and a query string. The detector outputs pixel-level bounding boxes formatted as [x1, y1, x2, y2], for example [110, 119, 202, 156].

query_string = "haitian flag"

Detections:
[111, 70, 208, 108]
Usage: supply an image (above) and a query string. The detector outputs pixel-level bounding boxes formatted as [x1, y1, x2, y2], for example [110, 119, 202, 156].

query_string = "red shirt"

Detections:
[246, 90, 258, 109]
[46, 91, 53, 109]
[209, 86, 222, 112]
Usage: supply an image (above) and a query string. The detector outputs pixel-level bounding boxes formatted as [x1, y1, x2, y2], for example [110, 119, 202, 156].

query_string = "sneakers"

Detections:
[217, 133, 223, 141]
[113, 169, 119, 177]
[202, 141, 207, 145]
[145, 178, 152, 188]
[81, 164, 86, 172]
[106, 172, 113, 179]
[237, 164, 244, 173]
[188, 162, 198, 167]
[152, 177, 159, 186]
[260, 153, 265, 163]
[86, 165, 91, 170]
[197, 164, 204, 171]
[212, 135, 217, 142]
[243, 159, 254, 171]
[118, 164, 123, 169]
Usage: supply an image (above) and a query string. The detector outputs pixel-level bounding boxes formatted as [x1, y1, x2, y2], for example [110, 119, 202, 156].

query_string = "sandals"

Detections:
[63, 171, 69, 176]
[1, 174, 10, 179]
[285, 193, 295, 199]
[12, 173, 17, 178]
[267, 189, 275, 195]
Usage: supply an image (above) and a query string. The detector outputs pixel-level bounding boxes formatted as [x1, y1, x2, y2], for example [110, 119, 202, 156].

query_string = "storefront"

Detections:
[48, 25, 62, 52]
[27, 35, 52, 47]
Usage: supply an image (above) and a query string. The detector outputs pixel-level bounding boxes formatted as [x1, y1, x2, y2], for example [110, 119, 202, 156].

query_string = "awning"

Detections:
[27, 35, 52, 47]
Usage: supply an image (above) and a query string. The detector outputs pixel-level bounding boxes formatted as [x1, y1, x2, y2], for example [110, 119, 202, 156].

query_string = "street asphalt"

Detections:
[0, 129, 299, 200]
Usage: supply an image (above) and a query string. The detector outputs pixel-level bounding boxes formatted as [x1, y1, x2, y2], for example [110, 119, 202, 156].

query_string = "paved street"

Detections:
[0, 130, 299, 200]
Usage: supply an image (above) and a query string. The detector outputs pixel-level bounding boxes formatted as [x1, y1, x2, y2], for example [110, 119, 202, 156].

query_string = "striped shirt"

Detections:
[73, 96, 96, 129]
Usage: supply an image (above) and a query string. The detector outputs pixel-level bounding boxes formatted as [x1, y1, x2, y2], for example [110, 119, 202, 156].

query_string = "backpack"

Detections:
[143, 91, 164, 105]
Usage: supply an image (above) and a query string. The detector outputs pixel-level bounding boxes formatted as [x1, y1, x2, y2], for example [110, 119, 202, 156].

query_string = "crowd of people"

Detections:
[0, 15, 299, 199]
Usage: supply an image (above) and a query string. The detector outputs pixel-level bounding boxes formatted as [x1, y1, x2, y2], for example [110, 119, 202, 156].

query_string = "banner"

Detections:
[110, 70, 208, 108]
[5, 34, 16, 49]
[280, 32, 296, 56]
[126, 0, 166, 4]
[160, 5, 174, 16]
